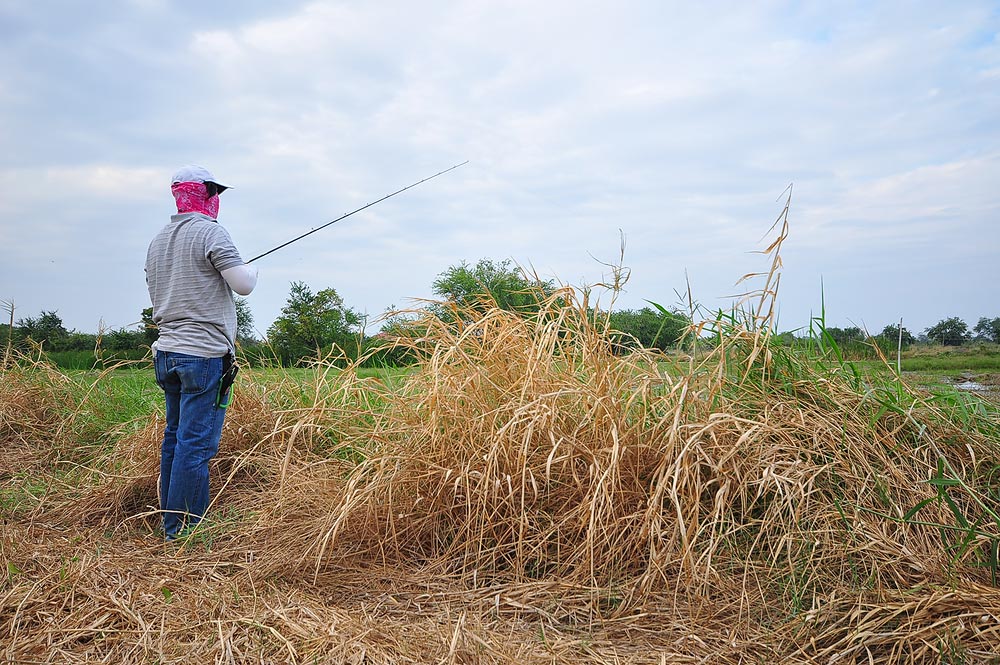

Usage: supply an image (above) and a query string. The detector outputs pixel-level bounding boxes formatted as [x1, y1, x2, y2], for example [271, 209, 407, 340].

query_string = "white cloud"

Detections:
[0, 1, 997, 336]
[796, 154, 1000, 251]
[0, 165, 161, 211]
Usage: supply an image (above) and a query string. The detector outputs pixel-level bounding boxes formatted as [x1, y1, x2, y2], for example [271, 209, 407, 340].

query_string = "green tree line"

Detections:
[5, 263, 997, 369]
[770, 316, 1000, 360]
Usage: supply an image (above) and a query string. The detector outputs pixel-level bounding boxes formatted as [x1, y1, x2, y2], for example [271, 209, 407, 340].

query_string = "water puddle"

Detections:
[953, 381, 998, 399]
[955, 382, 990, 392]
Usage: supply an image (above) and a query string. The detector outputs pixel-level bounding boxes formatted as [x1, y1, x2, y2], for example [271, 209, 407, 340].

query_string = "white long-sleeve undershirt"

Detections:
[221, 264, 258, 296]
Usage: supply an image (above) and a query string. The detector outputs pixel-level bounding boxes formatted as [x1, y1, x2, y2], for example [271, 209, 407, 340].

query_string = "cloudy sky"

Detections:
[1, 1, 997, 339]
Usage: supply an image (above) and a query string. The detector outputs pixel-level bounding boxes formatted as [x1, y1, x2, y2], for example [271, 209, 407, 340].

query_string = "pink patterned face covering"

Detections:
[171, 181, 220, 218]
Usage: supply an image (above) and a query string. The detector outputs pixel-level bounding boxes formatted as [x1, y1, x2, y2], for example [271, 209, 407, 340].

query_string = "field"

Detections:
[3, 290, 1000, 663]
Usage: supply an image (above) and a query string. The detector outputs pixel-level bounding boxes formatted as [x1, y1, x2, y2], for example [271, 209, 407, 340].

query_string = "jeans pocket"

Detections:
[175, 356, 217, 394]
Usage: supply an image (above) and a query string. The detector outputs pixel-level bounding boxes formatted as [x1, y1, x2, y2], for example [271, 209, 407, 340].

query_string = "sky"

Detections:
[1, 1, 998, 339]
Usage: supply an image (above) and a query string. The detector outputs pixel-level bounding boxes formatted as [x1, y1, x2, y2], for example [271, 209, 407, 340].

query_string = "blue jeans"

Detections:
[154, 351, 227, 539]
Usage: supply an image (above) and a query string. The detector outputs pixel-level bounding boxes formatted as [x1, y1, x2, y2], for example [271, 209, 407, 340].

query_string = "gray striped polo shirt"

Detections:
[145, 212, 245, 357]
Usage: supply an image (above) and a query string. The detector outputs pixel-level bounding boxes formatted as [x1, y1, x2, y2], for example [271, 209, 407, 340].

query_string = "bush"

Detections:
[607, 306, 689, 353]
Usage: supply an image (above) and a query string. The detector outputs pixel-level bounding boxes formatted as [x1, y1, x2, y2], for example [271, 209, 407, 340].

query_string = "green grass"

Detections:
[247, 365, 410, 387]
[66, 366, 163, 422]
[52, 366, 410, 436]
[900, 353, 1000, 372]
[0, 473, 49, 517]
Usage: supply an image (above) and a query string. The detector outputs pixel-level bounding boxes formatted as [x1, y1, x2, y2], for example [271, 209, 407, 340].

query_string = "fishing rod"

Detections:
[246, 160, 468, 264]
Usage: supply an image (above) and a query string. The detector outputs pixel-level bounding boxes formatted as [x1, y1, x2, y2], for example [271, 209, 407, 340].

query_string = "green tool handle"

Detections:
[216, 361, 239, 409]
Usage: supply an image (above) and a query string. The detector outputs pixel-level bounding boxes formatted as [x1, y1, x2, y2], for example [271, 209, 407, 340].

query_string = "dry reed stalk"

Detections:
[257, 283, 997, 612]
[0, 353, 78, 455]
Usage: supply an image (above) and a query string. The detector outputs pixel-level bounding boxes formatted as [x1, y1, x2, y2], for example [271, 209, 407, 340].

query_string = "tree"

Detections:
[878, 323, 915, 348]
[925, 317, 970, 346]
[823, 326, 863, 345]
[141, 307, 158, 346]
[359, 306, 425, 367]
[774, 331, 798, 346]
[104, 327, 145, 351]
[608, 307, 689, 352]
[266, 281, 361, 366]
[16, 310, 69, 349]
[235, 297, 257, 346]
[64, 331, 98, 351]
[973, 317, 1000, 343]
[432, 258, 556, 319]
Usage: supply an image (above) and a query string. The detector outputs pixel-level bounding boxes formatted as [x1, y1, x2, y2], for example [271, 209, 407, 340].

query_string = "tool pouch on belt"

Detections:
[216, 353, 239, 409]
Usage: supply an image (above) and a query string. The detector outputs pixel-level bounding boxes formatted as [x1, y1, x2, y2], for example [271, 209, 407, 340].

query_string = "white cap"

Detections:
[171, 164, 232, 191]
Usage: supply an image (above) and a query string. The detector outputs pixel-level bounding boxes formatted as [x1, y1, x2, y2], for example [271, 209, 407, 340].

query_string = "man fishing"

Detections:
[145, 165, 258, 541]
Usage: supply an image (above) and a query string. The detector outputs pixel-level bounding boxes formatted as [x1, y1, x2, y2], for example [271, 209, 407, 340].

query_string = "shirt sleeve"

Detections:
[206, 225, 245, 273]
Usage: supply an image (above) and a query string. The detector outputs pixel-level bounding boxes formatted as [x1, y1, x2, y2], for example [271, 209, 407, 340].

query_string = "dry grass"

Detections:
[3, 231, 1000, 662]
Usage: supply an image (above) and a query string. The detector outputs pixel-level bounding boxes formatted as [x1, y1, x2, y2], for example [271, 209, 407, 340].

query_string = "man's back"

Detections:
[145, 211, 244, 357]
